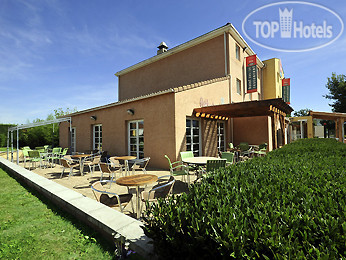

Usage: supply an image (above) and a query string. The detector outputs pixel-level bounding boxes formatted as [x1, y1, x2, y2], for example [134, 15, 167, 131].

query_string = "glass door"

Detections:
[217, 122, 225, 152]
[128, 120, 144, 159]
[93, 124, 102, 150]
[186, 118, 201, 156]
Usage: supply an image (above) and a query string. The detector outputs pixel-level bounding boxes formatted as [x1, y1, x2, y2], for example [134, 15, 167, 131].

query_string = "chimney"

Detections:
[157, 41, 168, 55]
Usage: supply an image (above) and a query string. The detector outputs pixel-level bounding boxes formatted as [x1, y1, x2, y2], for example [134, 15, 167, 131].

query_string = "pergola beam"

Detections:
[7, 117, 72, 164]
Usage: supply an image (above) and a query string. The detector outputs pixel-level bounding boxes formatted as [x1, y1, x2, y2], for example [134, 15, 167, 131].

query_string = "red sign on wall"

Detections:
[246, 55, 257, 93]
[282, 78, 290, 104]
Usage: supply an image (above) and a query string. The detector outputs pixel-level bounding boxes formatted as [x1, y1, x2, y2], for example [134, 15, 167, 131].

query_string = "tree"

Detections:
[293, 108, 311, 117]
[324, 73, 346, 113]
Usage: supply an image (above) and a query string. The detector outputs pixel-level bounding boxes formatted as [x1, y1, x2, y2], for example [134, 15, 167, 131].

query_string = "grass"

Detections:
[0, 167, 117, 259]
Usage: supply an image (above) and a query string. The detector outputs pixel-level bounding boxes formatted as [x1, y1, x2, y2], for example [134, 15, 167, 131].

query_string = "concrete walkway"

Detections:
[0, 157, 182, 259]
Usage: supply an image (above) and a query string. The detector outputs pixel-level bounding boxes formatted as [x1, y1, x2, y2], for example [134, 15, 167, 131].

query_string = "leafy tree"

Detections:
[324, 73, 346, 112]
[293, 108, 311, 117]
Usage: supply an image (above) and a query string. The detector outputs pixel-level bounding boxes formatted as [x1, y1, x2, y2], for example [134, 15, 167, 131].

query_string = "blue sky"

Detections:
[1, 0, 345, 124]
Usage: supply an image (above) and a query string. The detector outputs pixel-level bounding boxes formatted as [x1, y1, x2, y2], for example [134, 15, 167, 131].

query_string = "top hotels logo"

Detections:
[242, 1, 344, 52]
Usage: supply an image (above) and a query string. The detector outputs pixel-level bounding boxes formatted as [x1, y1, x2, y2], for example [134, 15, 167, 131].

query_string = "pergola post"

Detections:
[16, 128, 19, 165]
[6, 129, 9, 160]
[10, 131, 13, 162]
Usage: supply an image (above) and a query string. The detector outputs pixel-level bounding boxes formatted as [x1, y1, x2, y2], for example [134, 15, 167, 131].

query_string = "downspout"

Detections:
[224, 32, 234, 144]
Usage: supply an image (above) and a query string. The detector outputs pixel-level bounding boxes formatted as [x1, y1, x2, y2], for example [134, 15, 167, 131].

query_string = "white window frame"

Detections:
[128, 120, 144, 159]
[93, 124, 102, 150]
[236, 78, 242, 95]
[217, 122, 226, 152]
[186, 118, 201, 156]
[235, 44, 240, 60]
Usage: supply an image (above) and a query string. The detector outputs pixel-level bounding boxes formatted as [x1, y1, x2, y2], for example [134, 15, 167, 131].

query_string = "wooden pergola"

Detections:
[309, 111, 346, 143]
[193, 98, 294, 149]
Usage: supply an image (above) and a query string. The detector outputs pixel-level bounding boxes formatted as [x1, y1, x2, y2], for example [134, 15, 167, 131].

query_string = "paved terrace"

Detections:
[0, 154, 193, 259]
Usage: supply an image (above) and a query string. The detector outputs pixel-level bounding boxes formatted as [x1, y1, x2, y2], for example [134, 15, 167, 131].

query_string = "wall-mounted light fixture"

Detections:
[90, 116, 97, 120]
[127, 109, 134, 115]
[243, 46, 248, 52]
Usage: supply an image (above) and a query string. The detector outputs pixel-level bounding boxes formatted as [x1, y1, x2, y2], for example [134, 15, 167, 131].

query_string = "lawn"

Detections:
[0, 167, 116, 259]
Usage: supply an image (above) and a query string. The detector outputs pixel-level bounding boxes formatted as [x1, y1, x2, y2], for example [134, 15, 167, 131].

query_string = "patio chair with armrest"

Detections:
[140, 175, 175, 213]
[180, 151, 198, 172]
[221, 152, 235, 165]
[131, 157, 150, 175]
[27, 150, 43, 170]
[99, 163, 122, 186]
[253, 143, 268, 157]
[84, 155, 101, 174]
[91, 180, 133, 213]
[180, 151, 194, 160]
[165, 155, 190, 185]
[60, 158, 79, 179]
[22, 149, 31, 168]
[50, 147, 62, 166]
[238, 142, 252, 158]
[108, 157, 124, 176]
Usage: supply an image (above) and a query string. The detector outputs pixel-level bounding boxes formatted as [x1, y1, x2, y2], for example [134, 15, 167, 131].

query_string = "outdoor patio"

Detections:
[13, 157, 193, 218]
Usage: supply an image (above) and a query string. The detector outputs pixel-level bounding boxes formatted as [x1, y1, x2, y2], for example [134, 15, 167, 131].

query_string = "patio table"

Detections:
[71, 154, 91, 175]
[116, 174, 158, 219]
[113, 156, 136, 175]
[182, 156, 221, 166]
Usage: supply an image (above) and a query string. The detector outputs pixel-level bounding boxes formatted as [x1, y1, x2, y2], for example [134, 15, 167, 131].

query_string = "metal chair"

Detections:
[165, 155, 190, 185]
[83, 155, 101, 174]
[108, 157, 124, 177]
[91, 180, 133, 213]
[221, 152, 235, 165]
[131, 157, 150, 175]
[253, 143, 268, 157]
[180, 151, 194, 160]
[140, 175, 175, 213]
[60, 158, 79, 178]
[99, 163, 122, 185]
[27, 150, 43, 170]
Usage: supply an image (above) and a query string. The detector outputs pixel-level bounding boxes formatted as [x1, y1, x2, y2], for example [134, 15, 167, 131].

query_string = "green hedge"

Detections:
[143, 139, 346, 259]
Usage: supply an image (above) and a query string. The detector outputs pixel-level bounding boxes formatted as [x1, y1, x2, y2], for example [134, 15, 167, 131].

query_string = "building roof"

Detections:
[115, 23, 264, 77]
[62, 76, 230, 117]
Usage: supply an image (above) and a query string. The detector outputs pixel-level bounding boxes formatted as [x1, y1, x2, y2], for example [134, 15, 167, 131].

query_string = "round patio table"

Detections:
[182, 156, 220, 165]
[116, 174, 158, 219]
[112, 156, 137, 175]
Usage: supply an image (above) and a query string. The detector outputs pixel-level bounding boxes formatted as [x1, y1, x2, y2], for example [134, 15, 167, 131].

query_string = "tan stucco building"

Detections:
[59, 23, 293, 169]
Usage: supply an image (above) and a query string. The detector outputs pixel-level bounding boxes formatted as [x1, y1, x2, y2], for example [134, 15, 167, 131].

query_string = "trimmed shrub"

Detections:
[143, 139, 346, 259]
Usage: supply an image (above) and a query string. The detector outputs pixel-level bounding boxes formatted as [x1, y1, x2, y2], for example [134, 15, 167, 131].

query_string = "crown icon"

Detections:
[279, 8, 293, 38]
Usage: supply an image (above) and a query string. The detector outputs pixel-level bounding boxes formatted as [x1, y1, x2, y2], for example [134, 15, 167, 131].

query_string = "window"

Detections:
[70, 127, 76, 153]
[186, 118, 200, 156]
[128, 120, 144, 159]
[235, 44, 240, 60]
[236, 78, 241, 95]
[93, 124, 102, 150]
[217, 122, 225, 152]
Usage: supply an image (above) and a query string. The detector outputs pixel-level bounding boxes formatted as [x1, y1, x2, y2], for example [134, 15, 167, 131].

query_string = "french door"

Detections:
[128, 120, 144, 159]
